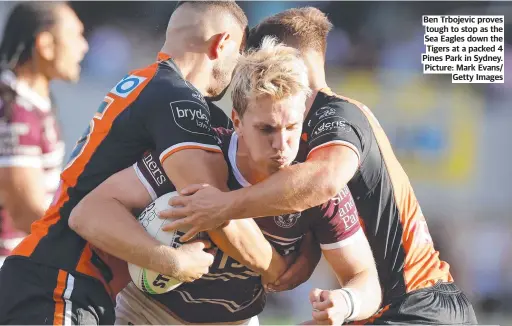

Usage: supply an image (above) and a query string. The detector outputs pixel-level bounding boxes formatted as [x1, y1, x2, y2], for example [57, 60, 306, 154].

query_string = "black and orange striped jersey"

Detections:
[297, 88, 453, 305]
[10, 53, 230, 292]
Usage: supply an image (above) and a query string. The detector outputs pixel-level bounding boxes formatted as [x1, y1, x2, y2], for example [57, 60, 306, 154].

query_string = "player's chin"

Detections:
[60, 70, 80, 83]
[68, 65, 83, 82]
[267, 161, 291, 174]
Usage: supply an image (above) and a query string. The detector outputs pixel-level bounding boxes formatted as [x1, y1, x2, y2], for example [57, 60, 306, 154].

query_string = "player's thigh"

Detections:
[0, 258, 61, 324]
[0, 257, 114, 325]
[116, 283, 260, 325]
[115, 284, 153, 325]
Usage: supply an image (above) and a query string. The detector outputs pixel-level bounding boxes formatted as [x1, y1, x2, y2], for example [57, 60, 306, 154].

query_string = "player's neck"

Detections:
[235, 139, 267, 185]
[302, 51, 328, 115]
[13, 63, 51, 101]
[161, 43, 211, 97]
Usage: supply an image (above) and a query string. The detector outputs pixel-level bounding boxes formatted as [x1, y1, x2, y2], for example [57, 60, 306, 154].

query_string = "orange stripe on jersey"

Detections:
[52, 270, 68, 325]
[12, 61, 160, 282]
[75, 243, 113, 297]
[157, 52, 171, 62]
[159, 143, 222, 164]
[12, 183, 71, 257]
[327, 89, 453, 292]
[91, 246, 131, 300]
[94, 96, 114, 119]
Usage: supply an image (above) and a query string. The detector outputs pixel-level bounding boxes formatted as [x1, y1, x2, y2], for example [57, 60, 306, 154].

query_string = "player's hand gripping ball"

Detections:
[128, 191, 196, 294]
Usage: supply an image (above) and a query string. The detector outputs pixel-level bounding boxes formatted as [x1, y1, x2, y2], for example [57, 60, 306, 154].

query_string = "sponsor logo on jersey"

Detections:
[110, 75, 147, 98]
[310, 116, 350, 143]
[170, 100, 212, 137]
[274, 212, 301, 228]
[331, 187, 359, 231]
[315, 106, 337, 120]
[143, 152, 167, 186]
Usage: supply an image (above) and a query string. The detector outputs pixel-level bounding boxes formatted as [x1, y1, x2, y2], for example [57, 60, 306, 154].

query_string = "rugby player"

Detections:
[161, 7, 478, 325]
[0, 2, 282, 325]
[79, 37, 381, 325]
[0, 2, 88, 265]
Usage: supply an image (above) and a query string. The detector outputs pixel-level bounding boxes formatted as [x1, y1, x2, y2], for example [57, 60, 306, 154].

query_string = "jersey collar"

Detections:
[228, 132, 252, 188]
[156, 52, 184, 79]
[0, 70, 51, 112]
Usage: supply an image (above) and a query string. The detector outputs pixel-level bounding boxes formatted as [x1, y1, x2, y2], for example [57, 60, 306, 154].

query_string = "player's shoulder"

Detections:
[311, 89, 365, 117]
[0, 84, 44, 125]
[110, 60, 207, 110]
[150, 63, 207, 104]
[305, 89, 372, 133]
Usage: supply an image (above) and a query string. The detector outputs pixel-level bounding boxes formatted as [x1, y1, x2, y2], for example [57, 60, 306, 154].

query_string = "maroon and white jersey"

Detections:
[0, 71, 64, 255]
[132, 128, 362, 323]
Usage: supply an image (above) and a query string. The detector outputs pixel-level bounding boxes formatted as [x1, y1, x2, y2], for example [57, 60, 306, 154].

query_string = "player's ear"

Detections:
[207, 32, 231, 60]
[232, 109, 243, 135]
[35, 31, 56, 61]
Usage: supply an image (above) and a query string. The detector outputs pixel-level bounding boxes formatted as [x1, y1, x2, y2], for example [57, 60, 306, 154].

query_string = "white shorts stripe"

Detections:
[63, 273, 75, 326]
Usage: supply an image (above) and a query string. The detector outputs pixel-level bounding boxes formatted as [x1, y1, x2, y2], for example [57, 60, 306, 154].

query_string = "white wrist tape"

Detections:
[339, 288, 361, 321]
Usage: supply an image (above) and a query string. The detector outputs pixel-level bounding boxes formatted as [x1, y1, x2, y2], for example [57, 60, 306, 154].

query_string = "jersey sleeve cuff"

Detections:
[307, 140, 361, 165]
[320, 228, 365, 251]
[133, 162, 158, 201]
[159, 142, 222, 164]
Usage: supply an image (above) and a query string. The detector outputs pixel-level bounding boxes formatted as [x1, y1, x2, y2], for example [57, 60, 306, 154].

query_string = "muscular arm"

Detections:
[0, 166, 47, 233]
[303, 185, 380, 323]
[71, 150, 284, 284]
[322, 230, 381, 321]
[69, 167, 178, 278]
[228, 145, 357, 218]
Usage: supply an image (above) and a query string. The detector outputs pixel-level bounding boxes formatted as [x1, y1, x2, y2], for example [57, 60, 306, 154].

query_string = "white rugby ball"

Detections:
[128, 191, 194, 294]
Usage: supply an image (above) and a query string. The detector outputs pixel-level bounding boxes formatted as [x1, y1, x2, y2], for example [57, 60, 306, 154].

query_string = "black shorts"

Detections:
[355, 282, 477, 325]
[0, 257, 115, 325]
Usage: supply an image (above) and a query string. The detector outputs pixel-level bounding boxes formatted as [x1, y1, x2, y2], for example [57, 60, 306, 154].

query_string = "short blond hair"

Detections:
[231, 36, 311, 117]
